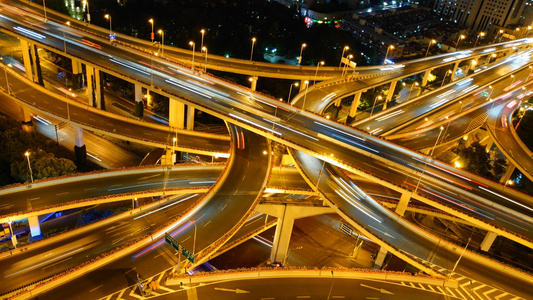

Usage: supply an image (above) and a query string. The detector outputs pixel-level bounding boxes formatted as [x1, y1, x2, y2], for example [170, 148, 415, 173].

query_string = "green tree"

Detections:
[457, 141, 492, 178]
[11, 150, 76, 182]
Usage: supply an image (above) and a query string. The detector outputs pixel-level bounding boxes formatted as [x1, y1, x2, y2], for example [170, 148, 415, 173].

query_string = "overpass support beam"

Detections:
[250, 76, 258, 91]
[162, 148, 174, 165]
[383, 80, 397, 110]
[73, 126, 86, 166]
[28, 215, 41, 240]
[450, 62, 460, 82]
[31, 44, 44, 86]
[346, 91, 363, 124]
[169, 98, 185, 130]
[373, 246, 388, 269]
[71, 59, 83, 89]
[85, 66, 104, 109]
[480, 231, 498, 252]
[395, 192, 411, 216]
[499, 161, 515, 184]
[256, 204, 332, 266]
[134, 84, 144, 118]
[186, 105, 195, 130]
[421, 69, 433, 87]
[20, 106, 32, 125]
[20, 40, 34, 82]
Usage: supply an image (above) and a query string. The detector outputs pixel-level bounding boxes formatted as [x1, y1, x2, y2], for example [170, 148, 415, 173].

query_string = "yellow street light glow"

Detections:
[454, 161, 461, 168]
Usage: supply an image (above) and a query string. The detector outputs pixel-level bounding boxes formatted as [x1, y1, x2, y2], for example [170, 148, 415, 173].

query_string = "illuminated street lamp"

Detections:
[104, 14, 112, 36]
[383, 45, 394, 65]
[1, 62, 12, 94]
[82, 0, 89, 23]
[158, 29, 164, 56]
[202, 47, 208, 72]
[510, 74, 516, 86]
[441, 70, 452, 87]
[250, 37, 256, 61]
[189, 41, 195, 71]
[425, 39, 436, 57]
[313, 61, 324, 85]
[455, 34, 465, 49]
[25, 151, 34, 183]
[370, 95, 382, 117]
[288, 82, 299, 103]
[527, 66, 533, 82]
[474, 32, 485, 47]
[200, 29, 205, 51]
[302, 80, 309, 110]
[298, 43, 306, 66]
[148, 18, 154, 42]
[339, 46, 349, 67]
[342, 54, 353, 76]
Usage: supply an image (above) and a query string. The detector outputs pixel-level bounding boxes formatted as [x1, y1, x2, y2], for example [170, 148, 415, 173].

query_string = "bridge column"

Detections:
[299, 80, 307, 92]
[28, 215, 42, 240]
[85, 65, 104, 109]
[186, 105, 195, 130]
[134, 84, 144, 118]
[346, 91, 363, 124]
[249, 76, 258, 91]
[383, 80, 397, 110]
[169, 98, 185, 130]
[31, 44, 44, 86]
[421, 68, 433, 87]
[7, 222, 17, 248]
[450, 62, 460, 82]
[71, 58, 83, 89]
[499, 161, 515, 184]
[20, 106, 32, 125]
[480, 231, 498, 252]
[395, 192, 411, 216]
[20, 40, 34, 82]
[373, 246, 388, 269]
[73, 126, 87, 166]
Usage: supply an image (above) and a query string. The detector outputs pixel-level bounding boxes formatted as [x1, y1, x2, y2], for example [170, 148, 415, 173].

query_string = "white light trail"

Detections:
[134, 194, 197, 220]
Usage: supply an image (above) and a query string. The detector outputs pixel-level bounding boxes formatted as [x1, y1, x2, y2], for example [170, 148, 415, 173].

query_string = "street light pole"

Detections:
[288, 82, 299, 103]
[450, 237, 472, 276]
[339, 46, 349, 67]
[414, 126, 444, 193]
[158, 29, 164, 56]
[25, 151, 34, 183]
[370, 95, 382, 117]
[441, 70, 452, 87]
[148, 19, 154, 42]
[298, 43, 306, 66]
[63, 22, 70, 53]
[326, 271, 335, 300]
[202, 47, 208, 72]
[455, 34, 465, 49]
[343, 54, 353, 76]
[408, 82, 419, 99]
[383, 45, 394, 65]
[104, 14, 112, 36]
[302, 80, 309, 110]
[42, 0, 47, 21]
[83, 0, 90, 23]
[474, 32, 485, 47]
[2, 62, 12, 94]
[425, 39, 436, 57]
[250, 37, 256, 61]
[189, 41, 195, 71]
[200, 29, 205, 51]
[313, 61, 324, 85]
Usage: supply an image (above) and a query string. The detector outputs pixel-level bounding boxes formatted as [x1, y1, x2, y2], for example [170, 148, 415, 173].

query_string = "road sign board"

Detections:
[57, 71, 65, 79]
[481, 91, 489, 97]
[165, 233, 195, 263]
[339, 222, 353, 236]
[109, 33, 116, 41]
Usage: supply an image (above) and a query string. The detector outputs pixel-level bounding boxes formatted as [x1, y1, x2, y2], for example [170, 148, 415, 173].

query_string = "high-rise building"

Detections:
[433, 0, 533, 33]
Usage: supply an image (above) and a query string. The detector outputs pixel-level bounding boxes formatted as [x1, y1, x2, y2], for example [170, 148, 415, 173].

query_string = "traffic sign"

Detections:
[164, 233, 195, 263]
[481, 91, 489, 97]
[109, 33, 116, 41]
[57, 71, 65, 79]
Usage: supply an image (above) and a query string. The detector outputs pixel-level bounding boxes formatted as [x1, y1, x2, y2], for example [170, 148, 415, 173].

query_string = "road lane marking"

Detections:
[203, 220, 211, 227]
[90, 285, 103, 292]
[56, 192, 69, 195]
[296, 296, 310, 299]
[29, 197, 40, 200]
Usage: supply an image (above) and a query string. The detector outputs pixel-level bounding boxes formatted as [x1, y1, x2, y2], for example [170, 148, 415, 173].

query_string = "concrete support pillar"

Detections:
[20, 40, 34, 82]
[169, 98, 185, 130]
[28, 215, 41, 239]
[186, 105, 195, 130]
[85, 65, 104, 109]
[395, 192, 411, 216]
[250, 76, 258, 91]
[330, 99, 342, 120]
[480, 231, 498, 252]
[346, 91, 363, 124]
[299, 80, 307, 92]
[383, 80, 397, 110]
[134, 84, 144, 118]
[73, 126, 86, 166]
[421, 69, 433, 87]
[30, 44, 43, 86]
[499, 162, 515, 184]
[270, 205, 296, 265]
[71, 58, 83, 89]
[450, 62, 460, 82]
[373, 246, 388, 269]
[162, 148, 174, 165]
[20, 106, 32, 124]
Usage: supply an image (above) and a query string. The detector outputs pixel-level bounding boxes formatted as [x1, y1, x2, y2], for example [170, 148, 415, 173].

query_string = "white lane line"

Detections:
[29, 197, 40, 200]
[203, 220, 211, 227]
[89, 285, 103, 293]
[84, 187, 97, 191]
[56, 192, 69, 196]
